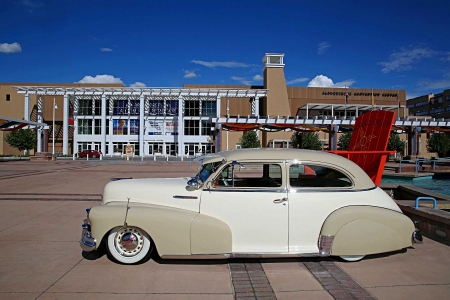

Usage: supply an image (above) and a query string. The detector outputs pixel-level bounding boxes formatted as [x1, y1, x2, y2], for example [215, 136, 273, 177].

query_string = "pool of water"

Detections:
[381, 176, 450, 197]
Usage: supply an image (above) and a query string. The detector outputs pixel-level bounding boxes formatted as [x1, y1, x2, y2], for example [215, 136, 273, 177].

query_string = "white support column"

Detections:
[24, 94, 30, 120]
[216, 96, 221, 118]
[63, 95, 69, 155]
[139, 95, 144, 156]
[253, 96, 259, 116]
[101, 95, 107, 155]
[177, 96, 184, 156]
[355, 106, 359, 117]
[37, 97, 43, 153]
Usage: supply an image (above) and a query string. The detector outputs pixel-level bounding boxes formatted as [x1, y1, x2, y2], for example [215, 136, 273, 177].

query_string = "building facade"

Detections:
[3, 53, 416, 157]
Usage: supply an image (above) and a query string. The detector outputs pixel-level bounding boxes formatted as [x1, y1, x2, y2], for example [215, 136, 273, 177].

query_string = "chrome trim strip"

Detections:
[173, 195, 198, 199]
[160, 254, 231, 260]
[318, 235, 334, 256]
[160, 252, 320, 259]
[203, 189, 287, 193]
[288, 186, 377, 193]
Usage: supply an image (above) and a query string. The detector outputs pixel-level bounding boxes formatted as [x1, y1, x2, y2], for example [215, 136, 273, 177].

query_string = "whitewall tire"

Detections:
[339, 255, 365, 262]
[107, 226, 152, 264]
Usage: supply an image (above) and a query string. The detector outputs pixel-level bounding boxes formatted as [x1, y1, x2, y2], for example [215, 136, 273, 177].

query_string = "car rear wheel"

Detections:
[339, 255, 365, 262]
[107, 226, 153, 264]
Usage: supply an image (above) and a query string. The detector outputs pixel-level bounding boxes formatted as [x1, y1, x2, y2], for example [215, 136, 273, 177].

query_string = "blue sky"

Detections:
[1, 0, 449, 99]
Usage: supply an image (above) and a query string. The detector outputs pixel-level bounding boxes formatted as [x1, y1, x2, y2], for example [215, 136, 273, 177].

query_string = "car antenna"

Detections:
[124, 197, 131, 227]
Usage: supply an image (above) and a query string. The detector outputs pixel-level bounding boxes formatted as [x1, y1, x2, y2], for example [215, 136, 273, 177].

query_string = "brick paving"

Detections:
[303, 259, 376, 299]
[229, 260, 277, 300]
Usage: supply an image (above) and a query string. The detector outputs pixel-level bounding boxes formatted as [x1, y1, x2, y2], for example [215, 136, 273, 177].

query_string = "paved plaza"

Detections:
[0, 159, 449, 300]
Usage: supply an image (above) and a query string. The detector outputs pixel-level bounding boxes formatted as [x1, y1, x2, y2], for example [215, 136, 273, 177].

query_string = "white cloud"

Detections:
[307, 75, 355, 88]
[129, 82, 146, 88]
[22, 0, 42, 8]
[416, 77, 450, 91]
[191, 60, 250, 68]
[286, 77, 309, 85]
[0, 42, 22, 54]
[184, 70, 198, 78]
[379, 46, 436, 73]
[100, 48, 112, 52]
[318, 42, 331, 55]
[77, 74, 123, 84]
[231, 76, 251, 85]
[253, 75, 263, 81]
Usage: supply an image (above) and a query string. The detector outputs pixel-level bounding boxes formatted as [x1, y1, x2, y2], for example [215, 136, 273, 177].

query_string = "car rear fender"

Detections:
[320, 206, 415, 256]
[89, 203, 198, 256]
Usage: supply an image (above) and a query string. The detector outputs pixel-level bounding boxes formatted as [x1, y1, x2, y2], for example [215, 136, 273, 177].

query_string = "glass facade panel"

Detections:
[130, 120, 139, 135]
[94, 119, 101, 134]
[78, 99, 92, 116]
[94, 99, 102, 116]
[113, 119, 128, 135]
[165, 99, 178, 116]
[149, 99, 165, 116]
[201, 120, 212, 135]
[201, 101, 216, 116]
[113, 100, 129, 115]
[78, 119, 92, 134]
[185, 100, 200, 116]
[184, 120, 199, 135]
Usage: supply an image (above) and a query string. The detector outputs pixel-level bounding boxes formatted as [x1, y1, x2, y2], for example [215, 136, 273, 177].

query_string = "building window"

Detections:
[148, 99, 164, 116]
[6, 94, 10, 101]
[113, 119, 128, 135]
[130, 100, 140, 115]
[165, 99, 178, 116]
[78, 119, 92, 134]
[94, 99, 102, 116]
[201, 100, 216, 117]
[201, 120, 212, 135]
[78, 99, 93, 115]
[130, 120, 139, 135]
[113, 100, 129, 115]
[184, 120, 199, 135]
[236, 143, 242, 149]
[94, 119, 101, 135]
[185, 100, 200, 116]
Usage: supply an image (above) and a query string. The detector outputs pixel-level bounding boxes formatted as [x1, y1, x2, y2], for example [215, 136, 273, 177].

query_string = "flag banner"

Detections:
[345, 91, 349, 104]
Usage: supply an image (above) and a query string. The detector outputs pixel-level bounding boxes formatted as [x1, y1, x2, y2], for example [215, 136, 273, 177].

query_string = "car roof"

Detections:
[196, 148, 375, 189]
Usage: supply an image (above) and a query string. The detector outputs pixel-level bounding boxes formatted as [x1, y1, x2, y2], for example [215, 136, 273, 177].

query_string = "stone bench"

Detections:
[30, 152, 56, 161]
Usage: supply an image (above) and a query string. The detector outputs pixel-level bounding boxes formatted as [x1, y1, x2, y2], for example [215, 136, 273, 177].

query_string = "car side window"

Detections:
[214, 162, 282, 188]
[289, 164, 352, 188]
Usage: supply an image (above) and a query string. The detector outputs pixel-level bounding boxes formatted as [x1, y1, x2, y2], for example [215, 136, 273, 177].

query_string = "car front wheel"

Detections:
[107, 226, 153, 264]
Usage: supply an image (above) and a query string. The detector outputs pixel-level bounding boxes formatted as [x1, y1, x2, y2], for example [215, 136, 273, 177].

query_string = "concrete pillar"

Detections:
[177, 96, 184, 156]
[139, 95, 144, 156]
[63, 95, 69, 155]
[24, 94, 30, 120]
[101, 95, 107, 155]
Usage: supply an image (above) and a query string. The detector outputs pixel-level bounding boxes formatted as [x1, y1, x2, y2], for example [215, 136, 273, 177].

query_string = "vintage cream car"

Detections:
[80, 148, 421, 264]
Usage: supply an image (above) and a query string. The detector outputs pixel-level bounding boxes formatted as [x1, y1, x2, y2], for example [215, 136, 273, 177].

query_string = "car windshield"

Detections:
[197, 161, 223, 182]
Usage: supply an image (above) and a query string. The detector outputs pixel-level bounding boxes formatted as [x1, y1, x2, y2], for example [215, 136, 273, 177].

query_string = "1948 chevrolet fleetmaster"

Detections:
[80, 148, 421, 264]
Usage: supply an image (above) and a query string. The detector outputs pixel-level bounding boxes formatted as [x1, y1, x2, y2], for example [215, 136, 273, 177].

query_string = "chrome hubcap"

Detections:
[114, 227, 145, 257]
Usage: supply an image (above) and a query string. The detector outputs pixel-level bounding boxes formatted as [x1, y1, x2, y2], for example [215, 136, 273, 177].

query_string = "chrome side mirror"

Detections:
[187, 176, 200, 189]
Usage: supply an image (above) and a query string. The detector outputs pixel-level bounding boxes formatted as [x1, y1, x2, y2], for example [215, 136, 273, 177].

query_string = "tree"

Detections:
[239, 131, 261, 148]
[337, 132, 352, 150]
[301, 132, 323, 150]
[427, 133, 450, 157]
[387, 132, 406, 154]
[290, 132, 300, 148]
[4, 129, 37, 155]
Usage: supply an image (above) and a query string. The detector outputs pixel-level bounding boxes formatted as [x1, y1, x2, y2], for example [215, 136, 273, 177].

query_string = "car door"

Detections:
[287, 161, 355, 254]
[200, 161, 289, 253]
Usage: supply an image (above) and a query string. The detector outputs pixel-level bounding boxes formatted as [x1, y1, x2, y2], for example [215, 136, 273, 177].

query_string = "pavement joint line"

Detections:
[366, 283, 450, 288]
[228, 259, 277, 300]
[35, 257, 86, 300]
[303, 258, 377, 300]
[0, 164, 99, 180]
[0, 201, 73, 233]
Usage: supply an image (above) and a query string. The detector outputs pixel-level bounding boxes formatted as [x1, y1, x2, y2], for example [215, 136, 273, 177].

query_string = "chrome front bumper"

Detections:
[80, 218, 96, 252]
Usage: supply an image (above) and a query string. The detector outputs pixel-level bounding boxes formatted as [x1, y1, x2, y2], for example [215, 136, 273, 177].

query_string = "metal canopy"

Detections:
[301, 103, 401, 111]
[13, 86, 268, 98]
[213, 115, 450, 128]
[0, 116, 47, 131]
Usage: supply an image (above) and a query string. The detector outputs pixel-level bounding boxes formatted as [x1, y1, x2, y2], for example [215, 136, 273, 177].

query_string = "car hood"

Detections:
[102, 177, 202, 212]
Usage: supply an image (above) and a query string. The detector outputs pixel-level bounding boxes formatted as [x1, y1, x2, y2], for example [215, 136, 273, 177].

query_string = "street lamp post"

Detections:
[52, 98, 58, 155]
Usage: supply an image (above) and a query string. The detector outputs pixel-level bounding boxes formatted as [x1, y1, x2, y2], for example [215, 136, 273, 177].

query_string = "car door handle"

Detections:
[273, 197, 288, 204]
